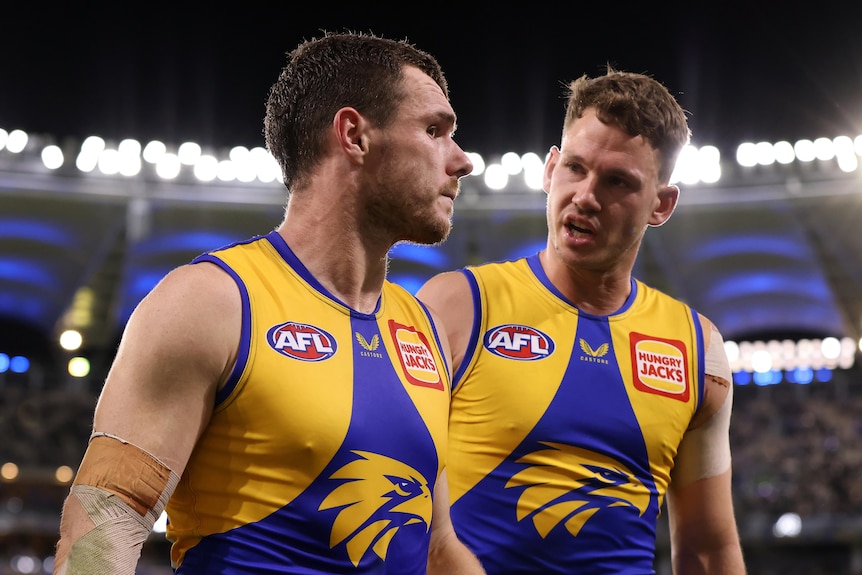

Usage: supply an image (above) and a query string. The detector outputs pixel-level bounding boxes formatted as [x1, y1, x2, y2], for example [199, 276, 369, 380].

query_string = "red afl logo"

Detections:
[267, 321, 337, 361]
[483, 324, 555, 361]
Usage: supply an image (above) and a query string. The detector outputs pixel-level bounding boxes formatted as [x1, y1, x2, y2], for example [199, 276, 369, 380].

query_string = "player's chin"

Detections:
[411, 218, 452, 246]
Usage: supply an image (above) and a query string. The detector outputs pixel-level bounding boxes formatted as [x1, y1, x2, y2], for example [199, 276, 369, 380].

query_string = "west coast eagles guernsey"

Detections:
[165, 231, 451, 574]
[448, 254, 705, 574]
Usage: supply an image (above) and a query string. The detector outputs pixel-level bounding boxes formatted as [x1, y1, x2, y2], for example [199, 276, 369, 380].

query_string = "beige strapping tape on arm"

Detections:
[58, 433, 180, 575]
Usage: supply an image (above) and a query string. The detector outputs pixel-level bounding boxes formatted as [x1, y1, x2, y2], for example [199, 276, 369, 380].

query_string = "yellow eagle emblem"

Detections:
[319, 451, 432, 566]
[506, 442, 650, 538]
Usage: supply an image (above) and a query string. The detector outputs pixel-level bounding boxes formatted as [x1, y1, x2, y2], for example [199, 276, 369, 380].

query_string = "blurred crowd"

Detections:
[731, 374, 862, 519]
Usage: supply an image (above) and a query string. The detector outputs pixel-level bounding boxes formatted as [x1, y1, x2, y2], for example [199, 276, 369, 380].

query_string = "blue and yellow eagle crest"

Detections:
[506, 442, 651, 537]
[320, 451, 432, 566]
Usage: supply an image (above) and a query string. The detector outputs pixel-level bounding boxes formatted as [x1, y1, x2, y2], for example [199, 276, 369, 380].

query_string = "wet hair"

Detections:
[563, 66, 691, 184]
[264, 30, 448, 191]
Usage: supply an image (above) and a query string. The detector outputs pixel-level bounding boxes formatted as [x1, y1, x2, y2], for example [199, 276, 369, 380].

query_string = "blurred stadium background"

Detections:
[1, 126, 862, 574]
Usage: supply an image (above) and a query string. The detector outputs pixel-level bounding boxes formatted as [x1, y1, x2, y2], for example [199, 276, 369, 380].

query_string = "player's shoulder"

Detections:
[132, 261, 240, 328]
[417, 269, 470, 296]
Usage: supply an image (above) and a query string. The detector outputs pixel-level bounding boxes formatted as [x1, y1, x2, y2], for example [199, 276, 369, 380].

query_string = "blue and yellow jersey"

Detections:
[448, 254, 704, 574]
[165, 231, 451, 574]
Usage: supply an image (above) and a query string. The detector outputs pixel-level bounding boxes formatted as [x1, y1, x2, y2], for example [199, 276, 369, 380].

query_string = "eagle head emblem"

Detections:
[319, 450, 432, 566]
[506, 442, 651, 538]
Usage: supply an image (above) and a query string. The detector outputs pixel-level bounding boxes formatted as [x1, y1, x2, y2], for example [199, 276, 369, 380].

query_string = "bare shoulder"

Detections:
[417, 269, 471, 303]
[416, 270, 475, 371]
[417, 270, 473, 324]
[147, 260, 239, 308]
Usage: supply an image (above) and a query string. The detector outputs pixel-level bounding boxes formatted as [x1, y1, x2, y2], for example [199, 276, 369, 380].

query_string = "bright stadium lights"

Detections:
[117, 139, 142, 177]
[142, 139, 167, 163]
[483, 163, 509, 190]
[793, 139, 816, 162]
[229, 145, 250, 162]
[55, 465, 75, 483]
[501, 152, 523, 175]
[697, 145, 722, 183]
[773, 513, 802, 538]
[59, 329, 83, 351]
[229, 145, 257, 183]
[725, 336, 857, 382]
[672, 144, 722, 184]
[755, 141, 776, 165]
[193, 154, 219, 182]
[97, 148, 121, 175]
[118, 138, 142, 157]
[466, 152, 485, 176]
[41, 144, 64, 170]
[250, 146, 280, 183]
[68, 356, 91, 377]
[236, 159, 257, 183]
[9, 355, 30, 374]
[9, 124, 862, 194]
[813, 137, 835, 161]
[155, 152, 181, 179]
[217, 159, 238, 181]
[0, 462, 19, 480]
[833, 135, 859, 172]
[6, 129, 29, 153]
[521, 152, 544, 190]
[773, 141, 795, 164]
[76, 135, 105, 172]
[735, 142, 757, 167]
[178, 141, 202, 165]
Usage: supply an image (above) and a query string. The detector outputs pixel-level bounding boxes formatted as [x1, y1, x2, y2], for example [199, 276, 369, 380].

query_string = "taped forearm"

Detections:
[54, 433, 180, 575]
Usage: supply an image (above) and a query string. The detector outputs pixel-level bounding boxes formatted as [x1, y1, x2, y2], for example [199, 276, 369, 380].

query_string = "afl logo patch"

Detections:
[484, 324, 554, 360]
[267, 321, 337, 361]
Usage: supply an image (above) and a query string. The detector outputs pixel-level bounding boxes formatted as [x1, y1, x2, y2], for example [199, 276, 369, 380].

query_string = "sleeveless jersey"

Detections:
[165, 231, 451, 574]
[447, 254, 704, 574]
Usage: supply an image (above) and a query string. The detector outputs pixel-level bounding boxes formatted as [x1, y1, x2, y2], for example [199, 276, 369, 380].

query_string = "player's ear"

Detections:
[542, 146, 560, 195]
[333, 107, 368, 162]
[649, 184, 679, 227]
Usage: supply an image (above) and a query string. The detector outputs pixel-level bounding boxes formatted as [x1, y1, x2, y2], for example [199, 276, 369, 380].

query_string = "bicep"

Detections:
[93, 262, 241, 472]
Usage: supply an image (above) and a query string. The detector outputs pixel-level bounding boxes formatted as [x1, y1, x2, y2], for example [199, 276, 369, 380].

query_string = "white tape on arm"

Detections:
[671, 323, 733, 486]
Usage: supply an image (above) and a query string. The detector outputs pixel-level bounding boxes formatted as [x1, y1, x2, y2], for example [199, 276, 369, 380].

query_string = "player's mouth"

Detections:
[566, 222, 593, 235]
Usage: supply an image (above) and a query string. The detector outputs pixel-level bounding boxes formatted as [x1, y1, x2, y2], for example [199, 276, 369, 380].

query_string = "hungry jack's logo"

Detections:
[388, 320, 443, 390]
[629, 332, 690, 401]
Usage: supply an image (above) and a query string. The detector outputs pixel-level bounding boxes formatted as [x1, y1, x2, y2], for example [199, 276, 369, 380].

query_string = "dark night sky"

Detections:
[4, 1, 862, 160]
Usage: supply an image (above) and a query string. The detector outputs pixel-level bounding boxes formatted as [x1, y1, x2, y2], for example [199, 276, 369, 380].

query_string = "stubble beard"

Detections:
[365, 181, 454, 248]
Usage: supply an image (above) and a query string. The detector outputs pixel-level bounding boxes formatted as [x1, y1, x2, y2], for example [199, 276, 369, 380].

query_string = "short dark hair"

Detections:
[564, 66, 691, 184]
[264, 31, 448, 191]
